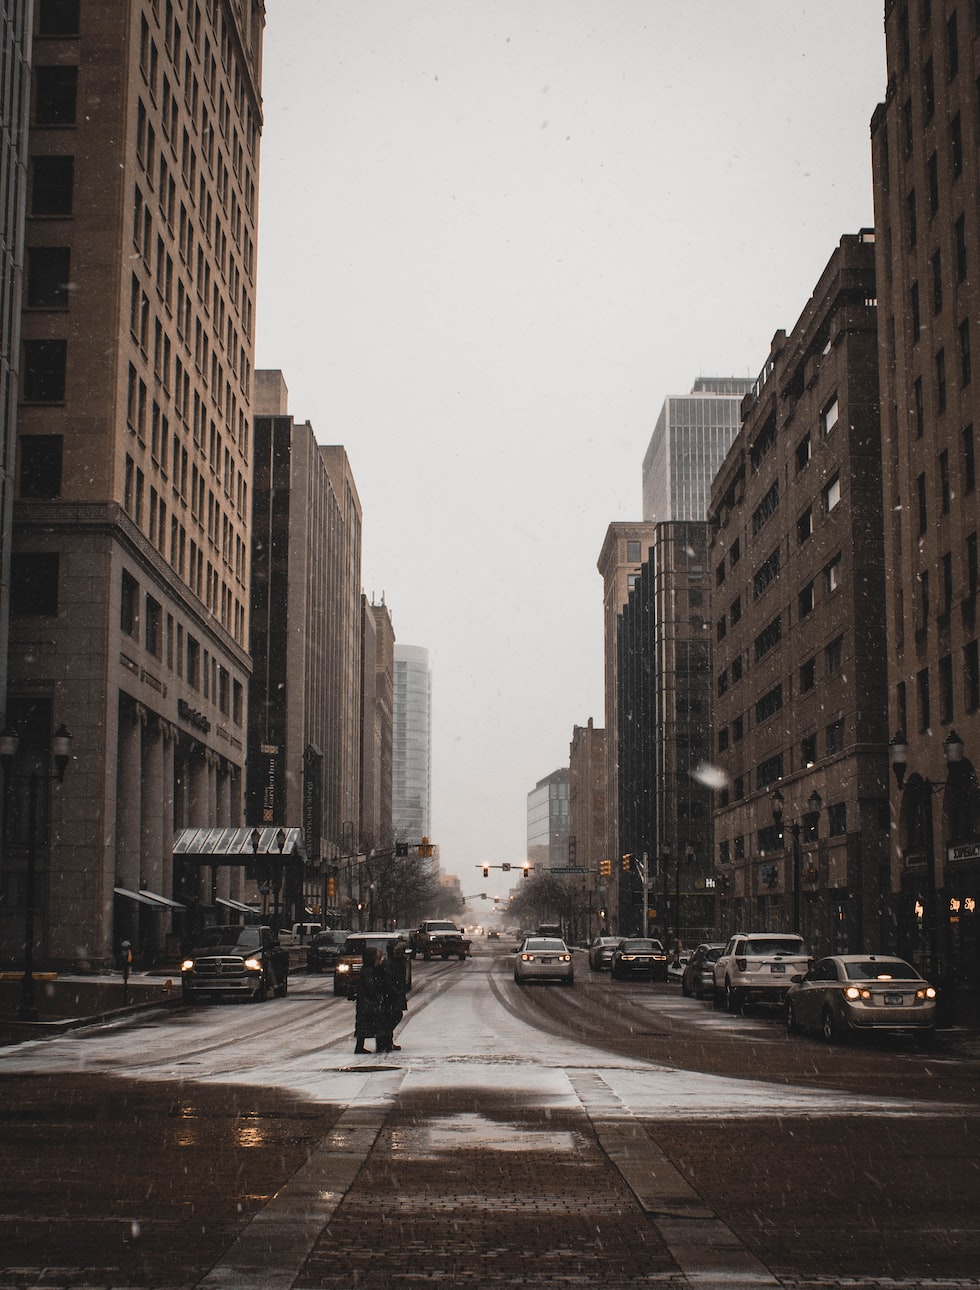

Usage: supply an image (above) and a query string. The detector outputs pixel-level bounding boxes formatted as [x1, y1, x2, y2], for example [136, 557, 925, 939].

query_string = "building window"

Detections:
[731, 655, 743, 683]
[826, 635, 844, 677]
[940, 450, 952, 512]
[754, 616, 782, 662]
[821, 396, 839, 435]
[145, 595, 162, 657]
[942, 550, 954, 616]
[906, 188, 917, 248]
[752, 480, 779, 535]
[799, 580, 814, 618]
[30, 155, 74, 215]
[38, 0, 80, 33]
[917, 667, 931, 731]
[797, 507, 813, 544]
[796, 433, 811, 473]
[928, 150, 939, 214]
[827, 802, 847, 838]
[755, 685, 783, 724]
[960, 319, 972, 386]
[824, 475, 841, 513]
[718, 727, 729, 754]
[956, 214, 968, 282]
[717, 669, 728, 697]
[121, 571, 139, 638]
[734, 833, 745, 858]
[965, 640, 980, 712]
[233, 679, 244, 725]
[911, 280, 921, 340]
[826, 719, 845, 756]
[750, 417, 777, 471]
[756, 755, 783, 791]
[936, 348, 947, 411]
[952, 110, 964, 178]
[716, 615, 726, 642]
[967, 531, 978, 597]
[730, 594, 742, 624]
[18, 436, 62, 497]
[22, 339, 66, 401]
[932, 248, 943, 314]
[729, 538, 741, 567]
[914, 377, 925, 436]
[947, 10, 959, 78]
[34, 65, 78, 125]
[825, 553, 842, 594]
[918, 472, 928, 533]
[626, 540, 641, 562]
[10, 553, 59, 616]
[753, 549, 779, 598]
[715, 559, 726, 587]
[719, 839, 730, 865]
[801, 733, 818, 767]
[186, 635, 200, 688]
[964, 424, 976, 492]
[732, 714, 744, 742]
[800, 657, 817, 692]
[939, 653, 954, 723]
[924, 56, 935, 121]
[26, 247, 70, 308]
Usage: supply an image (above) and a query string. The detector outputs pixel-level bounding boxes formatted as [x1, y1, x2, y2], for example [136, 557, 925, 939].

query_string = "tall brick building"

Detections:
[3, 1, 265, 966]
[871, 0, 980, 991]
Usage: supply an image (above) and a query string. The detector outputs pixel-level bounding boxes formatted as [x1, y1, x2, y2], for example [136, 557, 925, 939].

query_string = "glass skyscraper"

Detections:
[641, 377, 754, 523]
[393, 644, 432, 843]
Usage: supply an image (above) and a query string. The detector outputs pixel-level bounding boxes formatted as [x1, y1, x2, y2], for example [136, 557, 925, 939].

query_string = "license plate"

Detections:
[769, 963, 785, 973]
[540, 956, 553, 964]
[883, 993, 904, 1005]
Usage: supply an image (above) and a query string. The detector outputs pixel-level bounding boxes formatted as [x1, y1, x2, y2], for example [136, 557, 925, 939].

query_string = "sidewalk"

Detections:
[0, 969, 181, 1044]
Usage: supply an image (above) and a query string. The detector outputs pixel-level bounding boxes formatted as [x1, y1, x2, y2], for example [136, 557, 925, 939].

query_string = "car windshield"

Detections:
[843, 959, 921, 981]
[744, 938, 806, 956]
[621, 939, 661, 952]
[524, 938, 564, 951]
[191, 927, 260, 951]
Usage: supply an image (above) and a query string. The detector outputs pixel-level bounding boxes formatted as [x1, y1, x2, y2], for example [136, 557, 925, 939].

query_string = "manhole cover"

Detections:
[333, 1064, 400, 1073]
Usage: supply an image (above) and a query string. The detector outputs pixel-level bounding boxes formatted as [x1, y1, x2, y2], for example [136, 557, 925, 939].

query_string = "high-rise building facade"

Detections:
[360, 594, 395, 856]
[0, 0, 34, 736]
[871, 0, 980, 991]
[568, 718, 606, 910]
[641, 377, 754, 524]
[526, 767, 570, 872]
[709, 233, 887, 958]
[393, 644, 431, 845]
[2, 2, 264, 967]
[247, 371, 364, 920]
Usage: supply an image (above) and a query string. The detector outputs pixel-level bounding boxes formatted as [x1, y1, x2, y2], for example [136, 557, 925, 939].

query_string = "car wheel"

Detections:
[725, 980, 742, 1015]
[458, 953, 466, 961]
[821, 1005, 848, 1044]
[513, 970, 522, 984]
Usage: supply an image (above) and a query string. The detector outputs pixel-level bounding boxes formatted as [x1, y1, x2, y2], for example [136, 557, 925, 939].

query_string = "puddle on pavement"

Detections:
[391, 1112, 583, 1156]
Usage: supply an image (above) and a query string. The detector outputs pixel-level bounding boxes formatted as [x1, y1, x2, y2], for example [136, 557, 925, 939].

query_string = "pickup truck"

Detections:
[278, 921, 322, 947]
[411, 920, 471, 961]
[180, 924, 289, 1003]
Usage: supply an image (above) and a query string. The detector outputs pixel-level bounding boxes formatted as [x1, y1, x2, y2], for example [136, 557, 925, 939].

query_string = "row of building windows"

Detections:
[717, 800, 849, 867]
[119, 568, 243, 722]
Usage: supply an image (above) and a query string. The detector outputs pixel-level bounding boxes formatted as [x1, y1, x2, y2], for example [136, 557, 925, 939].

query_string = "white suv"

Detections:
[713, 933, 811, 1014]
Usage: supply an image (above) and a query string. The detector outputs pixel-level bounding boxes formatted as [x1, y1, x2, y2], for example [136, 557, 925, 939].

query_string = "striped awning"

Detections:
[173, 826, 309, 865]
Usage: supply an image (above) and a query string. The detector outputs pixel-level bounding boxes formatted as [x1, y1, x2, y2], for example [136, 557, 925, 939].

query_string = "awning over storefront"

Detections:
[114, 886, 184, 909]
[216, 896, 259, 915]
[173, 826, 309, 865]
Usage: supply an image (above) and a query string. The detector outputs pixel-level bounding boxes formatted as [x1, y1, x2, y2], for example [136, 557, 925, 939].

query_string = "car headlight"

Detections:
[180, 958, 195, 972]
[336, 962, 350, 974]
[243, 956, 262, 971]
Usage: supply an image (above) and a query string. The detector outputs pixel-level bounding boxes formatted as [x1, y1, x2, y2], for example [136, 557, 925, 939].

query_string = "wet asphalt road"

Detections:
[1, 940, 979, 1290]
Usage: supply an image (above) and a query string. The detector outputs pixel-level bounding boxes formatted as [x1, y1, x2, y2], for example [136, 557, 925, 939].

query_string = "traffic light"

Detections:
[327, 877, 335, 899]
[599, 858, 611, 877]
[482, 865, 489, 878]
[622, 854, 632, 872]
[419, 836, 434, 858]
[522, 864, 529, 879]
[395, 842, 408, 857]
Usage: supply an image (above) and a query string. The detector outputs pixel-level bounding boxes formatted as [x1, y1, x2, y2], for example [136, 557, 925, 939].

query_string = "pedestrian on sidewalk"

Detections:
[377, 936, 408, 1052]
[353, 946, 385, 1053]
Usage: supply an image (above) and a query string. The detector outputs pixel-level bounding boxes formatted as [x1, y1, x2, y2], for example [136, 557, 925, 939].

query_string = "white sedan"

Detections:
[514, 936, 574, 987]
[785, 954, 937, 1045]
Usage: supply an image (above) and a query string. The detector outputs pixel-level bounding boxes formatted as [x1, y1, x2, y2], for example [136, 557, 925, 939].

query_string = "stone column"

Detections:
[115, 700, 144, 951]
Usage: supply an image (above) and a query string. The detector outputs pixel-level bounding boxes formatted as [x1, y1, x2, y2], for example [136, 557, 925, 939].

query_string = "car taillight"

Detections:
[521, 953, 535, 962]
[917, 987, 937, 1000]
[735, 957, 747, 971]
[559, 954, 570, 962]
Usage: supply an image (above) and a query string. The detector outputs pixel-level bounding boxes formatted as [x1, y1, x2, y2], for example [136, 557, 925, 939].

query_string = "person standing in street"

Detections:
[353, 946, 384, 1053]
[376, 937, 408, 1052]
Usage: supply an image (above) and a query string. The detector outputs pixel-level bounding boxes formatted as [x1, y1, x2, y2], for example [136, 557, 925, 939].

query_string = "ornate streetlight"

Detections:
[770, 786, 822, 935]
[0, 723, 74, 1021]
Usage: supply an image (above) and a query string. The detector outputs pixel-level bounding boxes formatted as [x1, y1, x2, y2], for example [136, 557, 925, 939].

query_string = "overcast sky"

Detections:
[255, 2, 887, 908]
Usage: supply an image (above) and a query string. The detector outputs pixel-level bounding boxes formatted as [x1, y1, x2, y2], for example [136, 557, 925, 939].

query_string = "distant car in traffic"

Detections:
[681, 942, 726, 999]
[514, 936, 574, 987]
[306, 928, 351, 974]
[587, 936, 621, 971]
[610, 937, 668, 981]
[785, 954, 937, 1045]
[333, 932, 413, 997]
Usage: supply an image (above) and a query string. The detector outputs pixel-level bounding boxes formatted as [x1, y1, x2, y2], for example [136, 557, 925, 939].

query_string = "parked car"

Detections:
[785, 954, 937, 1045]
[513, 936, 574, 986]
[681, 942, 726, 999]
[306, 928, 351, 974]
[333, 932, 413, 997]
[279, 921, 322, 947]
[610, 937, 668, 981]
[713, 933, 811, 1014]
[667, 952, 691, 983]
[587, 936, 621, 971]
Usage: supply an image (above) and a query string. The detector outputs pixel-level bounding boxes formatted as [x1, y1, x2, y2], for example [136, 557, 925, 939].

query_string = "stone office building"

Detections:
[708, 232, 888, 959]
[2, 1, 265, 967]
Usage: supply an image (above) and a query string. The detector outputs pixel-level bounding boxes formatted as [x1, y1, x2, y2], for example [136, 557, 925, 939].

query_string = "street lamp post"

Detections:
[770, 787, 822, 936]
[0, 723, 73, 1022]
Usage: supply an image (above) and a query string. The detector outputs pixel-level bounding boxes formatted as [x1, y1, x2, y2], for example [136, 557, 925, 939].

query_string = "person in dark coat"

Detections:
[353, 946, 385, 1053]
[376, 937, 408, 1052]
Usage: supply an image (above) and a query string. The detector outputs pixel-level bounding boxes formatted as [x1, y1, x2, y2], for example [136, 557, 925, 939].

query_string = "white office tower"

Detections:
[393, 645, 432, 844]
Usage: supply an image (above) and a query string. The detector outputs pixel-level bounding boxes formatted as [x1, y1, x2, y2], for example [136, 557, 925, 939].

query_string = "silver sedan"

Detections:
[514, 937, 574, 986]
[785, 954, 937, 1045]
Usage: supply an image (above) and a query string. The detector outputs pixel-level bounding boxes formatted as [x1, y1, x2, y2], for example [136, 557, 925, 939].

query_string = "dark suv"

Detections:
[307, 928, 352, 974]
